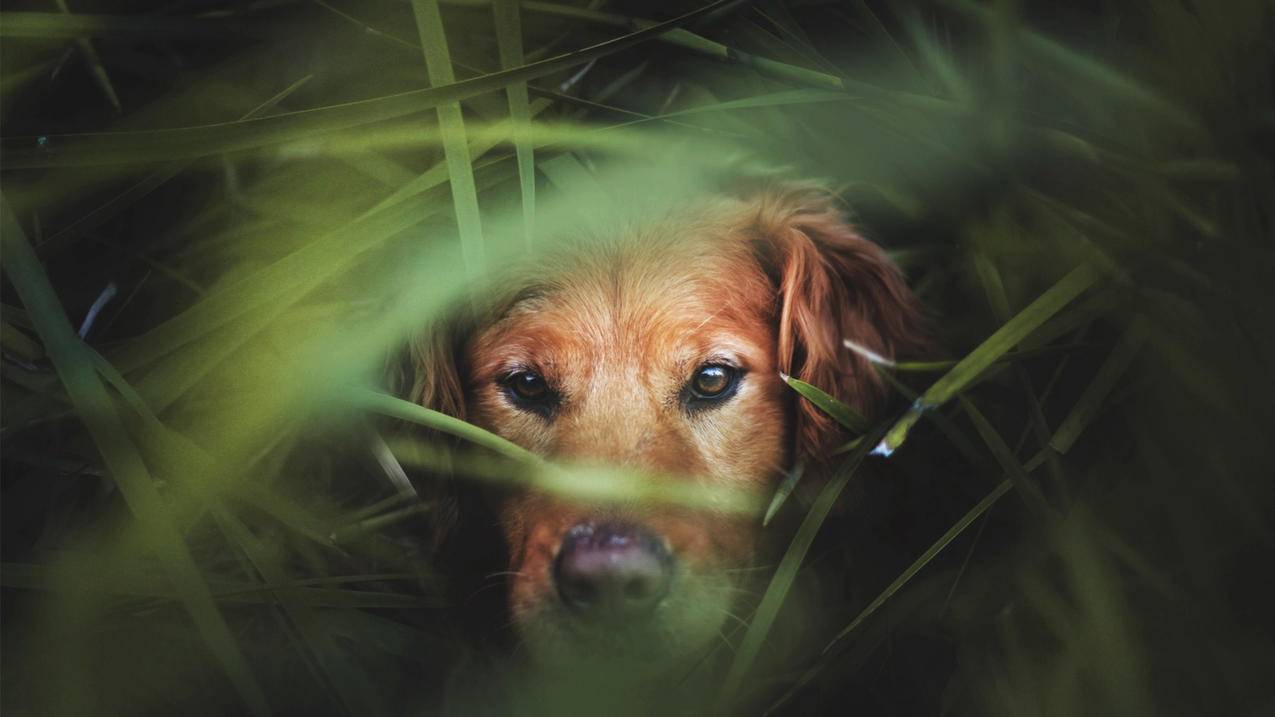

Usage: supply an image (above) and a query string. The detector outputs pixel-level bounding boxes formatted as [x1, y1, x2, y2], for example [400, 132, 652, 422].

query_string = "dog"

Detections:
[400, 167, 926, 685]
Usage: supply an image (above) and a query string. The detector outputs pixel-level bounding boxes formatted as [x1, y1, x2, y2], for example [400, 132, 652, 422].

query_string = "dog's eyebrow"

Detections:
[499, 283, 553, 318]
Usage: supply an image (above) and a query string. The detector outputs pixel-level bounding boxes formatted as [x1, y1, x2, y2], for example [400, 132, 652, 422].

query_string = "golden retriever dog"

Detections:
[401, 167, 925, 684]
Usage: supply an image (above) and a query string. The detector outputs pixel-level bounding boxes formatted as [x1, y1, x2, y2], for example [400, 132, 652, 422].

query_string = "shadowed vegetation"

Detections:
[2, 1, 1272, 715]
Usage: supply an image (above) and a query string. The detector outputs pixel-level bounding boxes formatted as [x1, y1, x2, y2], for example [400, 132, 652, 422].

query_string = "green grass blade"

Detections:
[364, 97, 549, 219]
[899, 5, 969, 100]
[718, 424, 886, 707]
[762, 461, 805, 527]
[1049, 315, 1149, 455]
[40, 75, 313, 253]
[940, 0, 1200, 131]
[781, 372, 870, 433]
[349, 388, 539, 464]
[0, 198, 273, 717]
[412, 0, 486, 281]
[827, 478, 1015, 648]
[765, 477, 1016, 715]
[874, 262, 1101, 457]
[3, 0, 739, 168]
[773, 333, 1146, 711]
[54, 0, 120, 112]
[493, 0, 536, 249]
[959, 395, 1052, 516]
[389, 439, 761, 513]
[971, 234, 1070, 494]
[0, 11, 236, 39]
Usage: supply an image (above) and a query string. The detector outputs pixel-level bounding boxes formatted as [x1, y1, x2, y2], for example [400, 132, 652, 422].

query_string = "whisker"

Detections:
[716, 628, 737, 654]
[719, 608, 751, 631]
[464, 579, 511, 604]
[722, 564, 778, 574]
[484, 570, 530, 580]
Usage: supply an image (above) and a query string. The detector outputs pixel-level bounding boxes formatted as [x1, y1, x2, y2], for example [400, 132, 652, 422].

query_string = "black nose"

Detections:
[553, 522, 673, 619]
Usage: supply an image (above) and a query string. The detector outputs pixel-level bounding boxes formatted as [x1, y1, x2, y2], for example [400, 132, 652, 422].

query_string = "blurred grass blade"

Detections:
[349, 388, 539, 463]
[719, 423, 885, 707]
[653, 88, 855, 118]
[41, 74, 313, 253]
[971, 235, 1069, 492]
[1050, 315, 1149, 455]
[538, 152, 609, 206]
[875, 262, 1100, 457]
[827, 478, 1014, 648]
[765, 477, 1016, 715]
[493, 0, 536, 249]
[900, 5, 971, 101]
[940, 0, 1200, 130]
[762, 461, 804, 527]
[958, 395, 1051, 516]
[781, 372, 870, 433]
[3, 0, 740, 168]
[364, 97, 550, 218]
[108, 193, 436, 373]
[0, 11, 246, 39]
[85, 348, 386, 716]
[390, 439, 761, 513]
[55, 0, 120, 112]
[775, 346, 1142, 712]
[0, 198, 273, 717]
[892, 342, 1093, 372]
[412, 0, 486, 280]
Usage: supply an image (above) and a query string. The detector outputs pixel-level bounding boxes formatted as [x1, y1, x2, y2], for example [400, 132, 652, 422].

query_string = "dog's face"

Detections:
[467, 232, 786, 669]
[408, 181, 924, 674]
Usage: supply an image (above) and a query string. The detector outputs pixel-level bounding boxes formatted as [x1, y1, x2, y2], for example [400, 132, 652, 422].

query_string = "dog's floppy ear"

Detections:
[747, 182, 926, 463]
[394, 322, 468, 421]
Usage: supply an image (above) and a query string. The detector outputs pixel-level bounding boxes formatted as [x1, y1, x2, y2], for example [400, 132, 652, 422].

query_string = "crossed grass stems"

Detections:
[2, 0, 1256, 714]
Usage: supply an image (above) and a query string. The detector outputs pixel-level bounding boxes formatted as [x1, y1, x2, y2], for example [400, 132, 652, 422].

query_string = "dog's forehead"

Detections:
[476, 233, 776, 369]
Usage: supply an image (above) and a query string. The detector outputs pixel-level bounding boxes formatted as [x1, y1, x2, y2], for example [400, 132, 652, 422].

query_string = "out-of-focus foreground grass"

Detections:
[1, 1, 1272, 715]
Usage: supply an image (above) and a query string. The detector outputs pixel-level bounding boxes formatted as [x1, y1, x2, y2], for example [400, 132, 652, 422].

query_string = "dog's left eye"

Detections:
[501, 370, 558, 417]
[686, 363, 741, 407]
[508, 371, 549, 400]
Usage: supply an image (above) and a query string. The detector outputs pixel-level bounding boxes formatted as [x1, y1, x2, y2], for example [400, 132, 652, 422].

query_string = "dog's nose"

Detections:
[554, 522, 673, 618]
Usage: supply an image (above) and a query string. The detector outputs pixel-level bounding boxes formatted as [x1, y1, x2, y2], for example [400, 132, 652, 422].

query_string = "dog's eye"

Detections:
[692, 365, 732, 397]
[688, 364, 740, 403]
[501, 370, 558, 418]
[507, 371, 550, 401]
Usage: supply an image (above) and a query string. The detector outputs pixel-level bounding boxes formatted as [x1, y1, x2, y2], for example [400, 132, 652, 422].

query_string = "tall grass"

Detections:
[2, 1, 1272, 715]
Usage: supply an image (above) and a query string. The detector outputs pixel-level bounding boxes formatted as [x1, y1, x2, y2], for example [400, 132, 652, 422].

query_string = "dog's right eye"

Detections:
[501, 370, 557, 416]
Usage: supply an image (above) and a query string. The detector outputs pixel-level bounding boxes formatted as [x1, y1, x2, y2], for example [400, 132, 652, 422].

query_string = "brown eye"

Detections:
[508, 371, 549, 401]
[690, 364, 736, 399]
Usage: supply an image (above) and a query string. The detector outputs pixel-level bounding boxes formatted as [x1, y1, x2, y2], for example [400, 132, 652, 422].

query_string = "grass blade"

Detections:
[4, 0, 740, 168]
[959, 395, 1052, 516]
[493, 0, 536, 249]
[0, 198, 273, 717]
[718, 423, 885, 707]
[54, 0, 120, 112]
[781, 372, 870, 433]
[40, 74, 313, 253]
[349, 388, 539, 464]
[940, 0, 1200, 131]
[762, 461, 805, 527]
[1049, 315, 1149, 455]
[412, 0, 486, 281]
[764, 477, 1016, 715]
[874, 262, 1101, 457]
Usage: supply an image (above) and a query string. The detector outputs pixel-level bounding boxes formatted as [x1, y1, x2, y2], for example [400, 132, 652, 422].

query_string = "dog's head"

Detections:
[403, 178, 925, 674]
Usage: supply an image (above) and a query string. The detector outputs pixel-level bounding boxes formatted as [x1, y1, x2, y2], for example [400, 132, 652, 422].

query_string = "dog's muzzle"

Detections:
[553, 522, 673, 620]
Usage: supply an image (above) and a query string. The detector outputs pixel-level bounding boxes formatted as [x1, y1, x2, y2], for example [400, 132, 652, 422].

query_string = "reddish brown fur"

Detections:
[406, 180, 926, 665]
